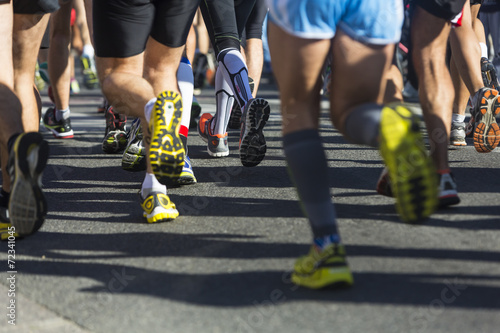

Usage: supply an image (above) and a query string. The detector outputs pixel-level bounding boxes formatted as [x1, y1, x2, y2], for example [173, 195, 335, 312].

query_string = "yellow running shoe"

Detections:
[292, 244, 353, 289]
[141, 192, 179, 223]
[0, 222, 21, 241]
[149, 91, 185, 186]
[379, 104, 438, 223]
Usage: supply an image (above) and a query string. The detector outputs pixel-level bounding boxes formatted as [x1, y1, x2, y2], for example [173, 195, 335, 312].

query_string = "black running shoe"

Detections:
[7, 132, 49, 237]
[43, 107, 74, 139]
[193, 53, 208, 89]
[481, 57, 500, 90]
[122, 118, 146, 172]
[239, 98, 271, 167]
[102, 105, 128, 153]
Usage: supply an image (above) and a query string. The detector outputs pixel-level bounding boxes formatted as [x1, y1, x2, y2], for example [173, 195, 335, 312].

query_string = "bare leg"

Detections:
[13, 13, 50, 132]
[244, 38, 264, 94]
[330, 31, 393, 132]
[143, 37, 183, 95]
[0, 2, 23, 192]
[450, 2, 483, 97]
[48, 1, 72, 112]
[194, 9, 210, 55]
[412, 7, 454, 171]
[98, 54, 153, 120]
[185, 25, 196, 64]
[269, 26, 328, 135]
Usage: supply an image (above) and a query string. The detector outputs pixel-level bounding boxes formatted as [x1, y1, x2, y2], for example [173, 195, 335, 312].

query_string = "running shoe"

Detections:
[377, 166, 458, 209]
[190, 98, 202, 129]
[198, 113, 229, 157]
[149, 91, 185, 185]
[43, 107, 74, 139]
[438, 172, 460, 208]
[7, 132, 49, 236]
[481, 57, 500, 90]
[321, 64, 332, 98]
[450, 122, 467, 146]
[376, 167, 393, 197]
[102, 105, 128, 153]
[38, 62, 50, 84]
[176, 156, 197, 186]
[34, 62, 45, 91]
[141, 192, 179, 223]
[471, 88, 500, 152]
[122, 118, 146, 172]
[193, 53, 208, 89]
[292, 243, 353, 289]
[0, 190, 9, 223]
[379, 104, 438, 223]
[402, 81, 420, 103]
[0, 222, 20, 241]
[228, 102, 242, 130]
[81, 55, 99, 89]
[70, 78, 80, 94]
[239, 98, 270, 167]
[228, 77, 254, 130]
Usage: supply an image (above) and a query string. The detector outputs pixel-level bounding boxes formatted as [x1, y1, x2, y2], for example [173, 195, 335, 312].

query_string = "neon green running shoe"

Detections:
[379, 104, 438, 223]
[292, 244, 353, 289]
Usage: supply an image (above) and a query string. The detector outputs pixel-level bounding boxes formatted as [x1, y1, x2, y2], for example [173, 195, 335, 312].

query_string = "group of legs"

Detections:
[268, 0, 500, 289]
[4, 0, 498, 291]
[0, 0, 57, 240]
[94, 0, 271, 223]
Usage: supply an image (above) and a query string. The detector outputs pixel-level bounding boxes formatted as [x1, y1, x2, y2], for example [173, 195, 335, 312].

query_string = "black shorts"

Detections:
[93, 0, 200, 58]
[200, 0, 257, 56]
[470, 0, 483, 5]
[13, 0, 59, 14]
[244, 0, 268, 40]
[413, 0, 467, 21]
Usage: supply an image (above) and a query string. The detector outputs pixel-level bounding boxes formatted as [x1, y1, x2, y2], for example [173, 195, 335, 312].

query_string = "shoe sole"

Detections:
[102, 130, 128, 153]
[450, 139, 467, 147]
[439, 194, 461, 208]
[43, 124, 74, 139]
[176, 174, 197, 186]
[379, 105, 438, 223]
[240, 98, 270, 167]
[122, 153, 146, 172]
[474, 90, 500, 152]
[208, 148, 229, 157]
[143, 210, 179, 223]
[291, 267, 353, 289]
[122, 142, 146, 172]
[149, 91, 185, 185]
[8, 133, 49, 236]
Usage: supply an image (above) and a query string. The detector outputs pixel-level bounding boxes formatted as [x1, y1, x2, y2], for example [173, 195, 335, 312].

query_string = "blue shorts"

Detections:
[267, 0, 404, 45]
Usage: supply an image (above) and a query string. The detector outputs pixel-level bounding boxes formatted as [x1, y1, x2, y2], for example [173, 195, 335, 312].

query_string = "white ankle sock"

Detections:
[452, 114, 466, 123]
[144, 98, 157, 124]
[141, 173, 166, 198]
[480, 43, 488, 59]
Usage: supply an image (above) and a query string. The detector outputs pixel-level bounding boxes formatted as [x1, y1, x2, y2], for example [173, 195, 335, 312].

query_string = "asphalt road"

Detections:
[1, 75, 500, 333]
